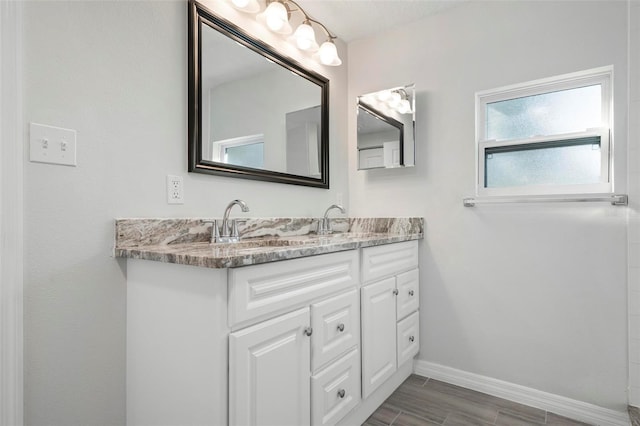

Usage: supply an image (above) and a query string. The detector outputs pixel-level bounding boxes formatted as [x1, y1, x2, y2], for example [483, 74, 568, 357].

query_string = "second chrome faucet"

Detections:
[317, 204, 346, 235]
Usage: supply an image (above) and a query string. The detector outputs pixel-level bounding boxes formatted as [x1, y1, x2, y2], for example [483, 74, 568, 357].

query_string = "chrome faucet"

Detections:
[208, 199, 249, 243]
[317, 204, 346, 235]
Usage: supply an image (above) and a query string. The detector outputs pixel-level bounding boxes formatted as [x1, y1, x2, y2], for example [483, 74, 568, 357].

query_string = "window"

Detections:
[476, 67, 612, 197]
[212, 134, 264, 169]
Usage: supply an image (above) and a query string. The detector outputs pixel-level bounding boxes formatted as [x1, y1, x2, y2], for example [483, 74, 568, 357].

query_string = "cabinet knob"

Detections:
[337, 389, 346, 398]
[303, 327, 313, 337]
[409, 336, 415, 342]
[409, 290, 414, 296]
[337, 323, 345, 332]
[392, 289, 399, 296]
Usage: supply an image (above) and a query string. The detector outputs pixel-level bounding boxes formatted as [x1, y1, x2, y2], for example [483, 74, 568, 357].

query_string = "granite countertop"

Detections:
[114, 217, 423, 269]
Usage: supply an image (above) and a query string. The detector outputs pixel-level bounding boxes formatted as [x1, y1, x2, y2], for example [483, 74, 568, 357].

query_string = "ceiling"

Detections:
[295, 0, 466, 43]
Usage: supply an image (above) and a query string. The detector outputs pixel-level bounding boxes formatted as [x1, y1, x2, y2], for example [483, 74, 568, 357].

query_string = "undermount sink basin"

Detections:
[208, 233, 383, 251]
[211, 237, 311, 249]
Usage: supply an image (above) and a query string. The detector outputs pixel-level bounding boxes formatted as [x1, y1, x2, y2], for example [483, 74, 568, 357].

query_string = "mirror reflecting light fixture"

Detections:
[228, 0, 342, 66]
[366, 89, 413, 115]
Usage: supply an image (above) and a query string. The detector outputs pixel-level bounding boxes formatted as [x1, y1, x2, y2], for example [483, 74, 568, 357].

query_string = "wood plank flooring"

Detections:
[363, 375, 595, 426]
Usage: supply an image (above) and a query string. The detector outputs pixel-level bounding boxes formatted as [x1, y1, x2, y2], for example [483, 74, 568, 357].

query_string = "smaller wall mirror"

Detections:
[357, 84, 415, 170]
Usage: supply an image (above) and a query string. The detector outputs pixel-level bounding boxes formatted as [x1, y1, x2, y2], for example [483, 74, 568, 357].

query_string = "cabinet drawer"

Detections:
[397, 310, 419, 366]
[311, 348, 361, 426]
[229, 250, 359, 328]
[361, 240, 418, 283]
[311, 289, 359, 372]
[396, 268, 419, 320]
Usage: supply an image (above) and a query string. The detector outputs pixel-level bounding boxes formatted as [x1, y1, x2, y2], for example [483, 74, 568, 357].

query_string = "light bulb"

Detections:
[397, 99, 411, 114]
[387, 92, 401, 108]
[290, 22, 318, 52]
[257, 2, 292, 34]
[230, 0, 259, 13]
[314, 40, 341, 66]
[376, 91, 391, 102]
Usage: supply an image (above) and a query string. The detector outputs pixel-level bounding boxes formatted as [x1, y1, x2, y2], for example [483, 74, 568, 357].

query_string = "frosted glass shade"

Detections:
[314, 41, 342, 66]
[230, 0, 260, 13]
[397, 99, 412, 114]
[256, 2, 292, 35]
[289, 22, 319, 52]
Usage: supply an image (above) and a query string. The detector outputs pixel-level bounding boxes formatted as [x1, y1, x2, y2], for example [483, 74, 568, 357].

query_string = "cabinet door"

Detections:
[396, 268, 419, 320]
[397, 310, 420, 366]
[229, 307, 311, 426]
[361, 277, 397, 399]
[311, 348, 361, 426]
[311, 288, 359, 371]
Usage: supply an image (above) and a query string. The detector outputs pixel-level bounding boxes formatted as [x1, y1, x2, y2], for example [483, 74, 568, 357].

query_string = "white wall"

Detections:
[627, 0, 640, 406]
[349, 0, 630, 411]
[22, 1, 347, 424]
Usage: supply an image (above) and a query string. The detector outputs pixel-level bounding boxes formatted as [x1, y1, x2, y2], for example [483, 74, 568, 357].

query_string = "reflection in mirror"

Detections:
[188, 0, 329, 188]
[357, 84, 415, 170]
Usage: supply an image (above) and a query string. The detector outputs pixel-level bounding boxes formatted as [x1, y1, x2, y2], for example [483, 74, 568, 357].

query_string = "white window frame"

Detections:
[475, 66, 613, 197]
[211, 134, 264, 166]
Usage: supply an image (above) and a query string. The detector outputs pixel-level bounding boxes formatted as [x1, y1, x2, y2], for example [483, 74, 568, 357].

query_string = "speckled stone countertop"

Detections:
[114, 217, 423, 269]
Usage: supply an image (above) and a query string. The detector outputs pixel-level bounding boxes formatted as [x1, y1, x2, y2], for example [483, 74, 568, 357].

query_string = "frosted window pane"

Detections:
[225, 143, 264, 169]
[485, 138, 601, 188]
[486, 85, 601, 140]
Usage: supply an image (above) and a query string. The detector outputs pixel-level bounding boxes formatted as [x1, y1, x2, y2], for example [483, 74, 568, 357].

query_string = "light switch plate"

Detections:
[29, 122, 77, 166]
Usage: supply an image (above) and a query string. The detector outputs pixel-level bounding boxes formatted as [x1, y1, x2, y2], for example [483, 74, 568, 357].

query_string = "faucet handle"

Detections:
[317, 218, 330, 235]
[231, 219, 247, 239]
[202, 220, 220, 244]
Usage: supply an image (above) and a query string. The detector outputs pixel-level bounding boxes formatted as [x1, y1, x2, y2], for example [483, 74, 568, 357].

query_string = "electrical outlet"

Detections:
[167, 175, 184, 204]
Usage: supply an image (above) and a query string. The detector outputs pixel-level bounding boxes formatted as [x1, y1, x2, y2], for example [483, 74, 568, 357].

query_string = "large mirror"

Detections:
[357, 84, 415, 170]
[188, 0, 329, 188]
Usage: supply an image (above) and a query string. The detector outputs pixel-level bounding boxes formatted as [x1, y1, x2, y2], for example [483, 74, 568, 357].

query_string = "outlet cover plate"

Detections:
[167, 175, 184, 204]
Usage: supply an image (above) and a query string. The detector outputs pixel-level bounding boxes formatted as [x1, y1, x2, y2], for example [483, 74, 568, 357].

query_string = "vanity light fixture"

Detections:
[229, 0, 342, 66]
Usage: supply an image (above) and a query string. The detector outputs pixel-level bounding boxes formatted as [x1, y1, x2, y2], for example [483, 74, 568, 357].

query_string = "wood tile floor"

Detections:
[363, 375, 595, 426]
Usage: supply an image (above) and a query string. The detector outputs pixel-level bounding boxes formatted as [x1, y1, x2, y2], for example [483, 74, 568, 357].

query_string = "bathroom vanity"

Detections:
[116, 217, 422, 426]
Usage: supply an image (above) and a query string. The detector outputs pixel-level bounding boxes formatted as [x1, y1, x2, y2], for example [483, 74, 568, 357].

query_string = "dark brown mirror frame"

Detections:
[187, 0, 330, 188]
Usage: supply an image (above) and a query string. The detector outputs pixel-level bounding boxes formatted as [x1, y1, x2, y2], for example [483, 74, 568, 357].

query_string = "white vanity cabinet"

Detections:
[361, 240, 420, 399]
[228, 250, 361, 426]
[125, 239, 420, 426]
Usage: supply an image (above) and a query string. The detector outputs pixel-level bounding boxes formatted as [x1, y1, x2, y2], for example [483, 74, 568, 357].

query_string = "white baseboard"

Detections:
[414, 360, 630, 426]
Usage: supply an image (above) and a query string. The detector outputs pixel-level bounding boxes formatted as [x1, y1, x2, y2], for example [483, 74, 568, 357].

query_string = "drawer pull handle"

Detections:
[409, 336, 415, 342]
[337, 323, 345, 332]
[392, 289, 399, 296]
[303, 327, 313, 337]
[337, 389, 346, 398]
[409, 290, 414, 296]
